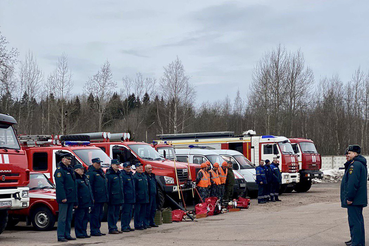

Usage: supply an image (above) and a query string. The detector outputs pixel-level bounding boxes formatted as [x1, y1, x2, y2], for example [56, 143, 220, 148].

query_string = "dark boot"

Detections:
[275, 196, 281, 201]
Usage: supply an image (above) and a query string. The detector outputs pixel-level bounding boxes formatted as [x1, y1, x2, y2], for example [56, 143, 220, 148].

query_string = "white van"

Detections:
[212, 149, 258, 195]
[175, 148, 247, 198]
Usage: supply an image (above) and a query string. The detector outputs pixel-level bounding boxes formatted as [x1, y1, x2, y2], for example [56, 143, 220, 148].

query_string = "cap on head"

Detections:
[206, 161, 211, 166]
[213, 162, 219, 168]
[61, 152, 72, 159]
[74, 163, 83, 170]
[222, 161, 228, 167]
[273, 157, 278, 160]
[92, 157, 103, 164]
[123, 162, 132, 168]
[111, 159, 120, 165]
[136, 163, 143, 167]
[201, 163, 207, 168]
[265, 159, 270, 164]
[347, 145, 361, 154]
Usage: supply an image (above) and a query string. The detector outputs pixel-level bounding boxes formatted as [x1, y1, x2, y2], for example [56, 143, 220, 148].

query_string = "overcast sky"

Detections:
[0, 0, 368, 105]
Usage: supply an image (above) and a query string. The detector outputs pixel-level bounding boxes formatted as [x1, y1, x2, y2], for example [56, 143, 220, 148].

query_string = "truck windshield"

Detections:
[29, 173, 54, 190]
[206, 155, 225, 165]
[234, 155, 254, 169]
[129, 144, 163, 161]
[157, 147, 177, 161]
[278, 142, 295, 155]
[300, 142, 318, 154]
[73, 149, 111, 166]
[0, 125, 20, 150]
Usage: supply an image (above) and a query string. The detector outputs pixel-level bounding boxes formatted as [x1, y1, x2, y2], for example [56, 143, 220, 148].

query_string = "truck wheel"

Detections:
[32, 207, 55, 231]
[157, 188, 165, 210]
[294, 180, 312, 192]
[0, 210, 8, 234]
[284, 186, 294, 193]
[6, 215, 19, 228]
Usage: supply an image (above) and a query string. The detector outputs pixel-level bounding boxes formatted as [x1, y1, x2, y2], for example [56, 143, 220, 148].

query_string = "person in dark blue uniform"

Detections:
[54, 152, 77, 242]
[106, 159, 124, 234]
[74, 163, 93, 238]
[133, 163, 149, 230]
[264, 159, 272, 202]
[86, 157, 109, 236]
[145, 164, 158, 228]
[340, 145, 367, 246]
[121, 162, 135, 232]
[255, 160, 267, 204]
[270, 157, 282, 202]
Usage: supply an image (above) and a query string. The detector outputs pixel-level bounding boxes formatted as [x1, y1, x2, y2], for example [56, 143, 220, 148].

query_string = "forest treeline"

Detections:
[0, 32, 368, 155]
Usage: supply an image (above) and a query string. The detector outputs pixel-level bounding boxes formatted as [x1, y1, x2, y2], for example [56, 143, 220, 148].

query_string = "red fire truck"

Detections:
[76, 132, 193, 209]
[156, 130, 300, 192]
[290, 138, 323, 192]
[8, 172, 58, 230]
[0, 114, 30, 234]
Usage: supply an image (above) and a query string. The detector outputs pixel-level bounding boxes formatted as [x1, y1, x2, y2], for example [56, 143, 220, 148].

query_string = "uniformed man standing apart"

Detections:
[270, 157, 282, 202]
[74, 163, 93, 238]
[133, 163, 149, 230]
[196, 163, 210, 201]
[87, 158, 108, 236]
[145, 164, 159, 228]
[224, 161, 235, 202]
[106, 159, 124, 234]
[256, 160, 267, 204]
[219, 161, 228, 203]
[340, 145, 367, 246]
[209, 163, 221, 198]
[54, 153, 77, 242]
[264, 159, 272, 202]
[121, 162, 135, 232]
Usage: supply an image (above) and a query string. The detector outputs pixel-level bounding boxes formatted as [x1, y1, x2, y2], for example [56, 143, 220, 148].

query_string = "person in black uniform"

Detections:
[86, 157, 109, 236]
[264, 159, 272, 202]
[340, 145, 367, 246]
[145, 164, 158, 228]
[121, 162, 135, 232]
[54, 152, 77, 242]
[106, 159, 124, 234]
[74, 163, 93, 238]
[133, 163, 149, 230]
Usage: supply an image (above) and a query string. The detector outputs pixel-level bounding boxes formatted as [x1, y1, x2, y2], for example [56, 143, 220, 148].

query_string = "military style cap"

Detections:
[74, 163, 84, 170]
[265, 159, 270, 163]
[347, 145, 361, 154]
[111, 159, 120, 165]
[135, 162, 143, 167]
[123, 162, 132, 167]
[92, 157, 103, 164]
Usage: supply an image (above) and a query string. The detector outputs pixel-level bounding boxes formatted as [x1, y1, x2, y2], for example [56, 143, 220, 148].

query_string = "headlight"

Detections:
[22, 190, 29, 198]
[164, 176, 175, 184]
[284, 175, 289, 179]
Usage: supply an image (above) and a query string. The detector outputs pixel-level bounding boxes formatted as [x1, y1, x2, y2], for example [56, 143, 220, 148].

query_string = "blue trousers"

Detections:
[145, 195, 157, 227]
[121, 203, 134, 230]
[90, 203, 104, 235]
[74, 207, 89, 237]
[347, 205, 365, 246]
[134, 203, 147, 229]
[257, 184, 264, 203]
[107, 204, 121, 232]
[57, 203, 74, 240]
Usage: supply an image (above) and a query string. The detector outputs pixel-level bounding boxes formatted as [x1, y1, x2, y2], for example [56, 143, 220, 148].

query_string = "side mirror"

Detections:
[163, 150, 167, 159]
[277, 156, 280, 159]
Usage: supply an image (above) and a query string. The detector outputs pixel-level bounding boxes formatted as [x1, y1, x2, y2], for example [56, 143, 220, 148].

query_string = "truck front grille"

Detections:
[176, 169, 188, 183]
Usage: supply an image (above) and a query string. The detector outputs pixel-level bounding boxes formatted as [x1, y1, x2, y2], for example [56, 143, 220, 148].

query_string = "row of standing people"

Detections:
[195, 161, 235, 203]
[54, 153, 158, 242]
[255, 157, 282, 204]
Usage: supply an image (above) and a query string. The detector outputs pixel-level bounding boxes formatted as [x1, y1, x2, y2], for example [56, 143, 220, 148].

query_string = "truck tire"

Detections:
[156, 188, 165, 210]
[0, 210, 8, 234]
[6, 215, 19, 228]
[31, 207, 55, 231]
[294, 180, 312, 192]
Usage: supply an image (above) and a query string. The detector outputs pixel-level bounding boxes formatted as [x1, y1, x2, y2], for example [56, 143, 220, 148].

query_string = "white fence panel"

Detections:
[322, 155, 369, 169]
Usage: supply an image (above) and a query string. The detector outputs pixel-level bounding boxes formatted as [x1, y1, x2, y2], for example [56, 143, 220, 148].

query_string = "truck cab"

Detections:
[0, 114, 30, 234]
[290, 138, 323, 192]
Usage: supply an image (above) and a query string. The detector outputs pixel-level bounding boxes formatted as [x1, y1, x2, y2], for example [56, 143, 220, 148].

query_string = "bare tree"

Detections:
[160, 57, 195, 133]
[85, 61, 116, 131]
[0, 31, 18, 98]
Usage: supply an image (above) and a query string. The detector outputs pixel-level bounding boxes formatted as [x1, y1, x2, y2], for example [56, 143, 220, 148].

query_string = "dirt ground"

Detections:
[1, 182, 367, 246]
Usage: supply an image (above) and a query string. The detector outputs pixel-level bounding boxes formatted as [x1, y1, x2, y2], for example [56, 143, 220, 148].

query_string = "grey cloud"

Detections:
[121, 49, 149, 58]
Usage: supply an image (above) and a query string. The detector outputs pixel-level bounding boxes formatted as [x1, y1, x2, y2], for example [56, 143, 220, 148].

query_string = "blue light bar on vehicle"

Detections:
[262, 135, 275, 139]
[188, 145, 207, 149]
[63, 141, 90, 146]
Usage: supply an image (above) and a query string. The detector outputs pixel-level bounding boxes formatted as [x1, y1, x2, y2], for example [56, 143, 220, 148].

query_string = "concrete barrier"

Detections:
[322, 155, 369, 169]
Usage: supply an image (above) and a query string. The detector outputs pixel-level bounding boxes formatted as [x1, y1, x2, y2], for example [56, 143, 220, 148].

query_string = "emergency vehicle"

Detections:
[290, 138, 323, 192]
[73, 132, 193, 209]
[156, 130, 300, 191]
[0, 114, 30, 234]
[8, 172, 58, 230]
